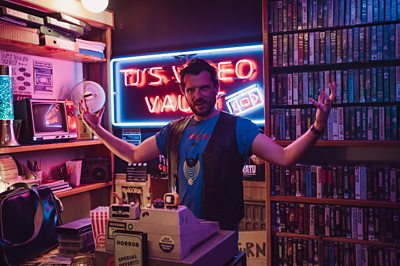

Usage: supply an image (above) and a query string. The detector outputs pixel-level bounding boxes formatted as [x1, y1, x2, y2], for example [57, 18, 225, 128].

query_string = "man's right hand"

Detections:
[78, 99, 104, 132]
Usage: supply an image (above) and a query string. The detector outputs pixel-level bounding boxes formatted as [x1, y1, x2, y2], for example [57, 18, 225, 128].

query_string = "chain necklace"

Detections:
[184, 117, 201, 185]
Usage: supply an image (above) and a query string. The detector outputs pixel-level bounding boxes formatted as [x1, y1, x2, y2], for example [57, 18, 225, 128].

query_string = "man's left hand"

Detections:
[309, 82, 337, 132]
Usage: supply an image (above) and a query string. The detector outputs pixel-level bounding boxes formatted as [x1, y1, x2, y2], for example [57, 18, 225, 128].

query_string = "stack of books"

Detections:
[39, 179, 72, 193]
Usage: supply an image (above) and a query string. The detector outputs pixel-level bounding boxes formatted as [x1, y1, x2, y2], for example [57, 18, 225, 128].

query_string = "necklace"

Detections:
[184, 153, 200, 185]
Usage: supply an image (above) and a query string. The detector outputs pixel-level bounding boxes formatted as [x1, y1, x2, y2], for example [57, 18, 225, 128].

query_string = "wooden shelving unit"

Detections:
[276, 140, 400, 147]
[271, 195, 400, 209]
[263, 0, 400, 265]
[0, 140, 103, 154]
[55, 181, 113, 198]
[274, 232, 400, 249]
[0, 38, 106, 63]
[0, 0, 114, 223]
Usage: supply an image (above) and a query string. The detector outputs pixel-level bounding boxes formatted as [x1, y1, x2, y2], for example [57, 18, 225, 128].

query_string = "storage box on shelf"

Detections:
[263, 0, 400, 265]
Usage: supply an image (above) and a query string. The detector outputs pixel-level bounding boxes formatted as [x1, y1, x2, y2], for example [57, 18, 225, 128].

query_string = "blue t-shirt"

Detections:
[155, 113, 260, 218]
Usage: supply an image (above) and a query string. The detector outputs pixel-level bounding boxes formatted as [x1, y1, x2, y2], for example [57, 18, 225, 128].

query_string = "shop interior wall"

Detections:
[109, 0, 263, 173]
[109, 0, 262, 56]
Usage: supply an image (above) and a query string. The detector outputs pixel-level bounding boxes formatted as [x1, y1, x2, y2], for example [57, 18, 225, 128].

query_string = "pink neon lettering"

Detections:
[172, 66, 181, 83]
[145, 96, 161, 113]
[149, 67, 165, 86]
[236, 59, 255, 79]
[145, 94, 192, 114]
[217, 61, 235, 81]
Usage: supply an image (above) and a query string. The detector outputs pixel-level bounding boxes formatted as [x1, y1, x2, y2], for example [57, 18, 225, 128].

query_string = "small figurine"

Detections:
[164, 189, 180, 209]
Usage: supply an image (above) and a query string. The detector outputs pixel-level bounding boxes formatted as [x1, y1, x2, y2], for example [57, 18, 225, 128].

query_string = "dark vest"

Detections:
[167, 111, 246, 230]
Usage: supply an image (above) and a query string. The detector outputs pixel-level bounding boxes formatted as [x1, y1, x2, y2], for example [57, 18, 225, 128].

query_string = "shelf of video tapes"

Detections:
[270, 163, 400, 205]
[268, 0, 400, 142]
[264, 0, 400, 265]
[271, 236, 400, 265]
[0, 2, 107, 62]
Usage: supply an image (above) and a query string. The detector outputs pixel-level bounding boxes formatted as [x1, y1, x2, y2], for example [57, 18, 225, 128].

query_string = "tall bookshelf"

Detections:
[0, 0, 114, 223]
[263, 0, 400, 265]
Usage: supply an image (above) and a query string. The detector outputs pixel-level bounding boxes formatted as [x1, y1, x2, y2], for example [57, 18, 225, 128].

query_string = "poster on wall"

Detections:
[0, 51, 33, 100]
[33, 60, 53, 94]
[110, 44, 264, 128]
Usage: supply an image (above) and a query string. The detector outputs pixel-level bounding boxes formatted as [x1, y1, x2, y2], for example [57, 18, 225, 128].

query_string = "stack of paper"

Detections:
[76, 38, 105, 58]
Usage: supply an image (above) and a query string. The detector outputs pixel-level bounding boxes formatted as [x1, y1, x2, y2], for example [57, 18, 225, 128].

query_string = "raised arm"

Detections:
[78, 100, 160, 163]
[251, 82, 337, 167]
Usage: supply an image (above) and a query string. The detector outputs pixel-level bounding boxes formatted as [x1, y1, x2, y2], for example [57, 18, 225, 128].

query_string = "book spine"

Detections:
[299, 33, 304, 65]
[309, 32, 315, 64]
[317, 166, 323, 198]
[283, 35, 288, 67]
[383, 67, 390, 102]
[377, 25, 383, 60]
[383, 25, 390, 60]
[377, 67, 384, 102]
[320, 31, 326, 64]
[392, 105, 398, 140]
[272, 35, 278, 67]
[389, 66, 396, 102]
[397, 66, 400, 101]
[278, 35, 283, 67]
[288, 0, 293, 31]
[294, 33, 299, 66]
[282, 0, 288, 31]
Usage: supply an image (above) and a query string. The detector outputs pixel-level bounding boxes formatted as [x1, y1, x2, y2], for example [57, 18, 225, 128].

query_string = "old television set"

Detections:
[14, 99, 77, 143]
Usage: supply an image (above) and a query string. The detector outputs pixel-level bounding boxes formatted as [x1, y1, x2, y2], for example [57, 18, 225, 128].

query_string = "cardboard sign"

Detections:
[238, 231, 266, 266]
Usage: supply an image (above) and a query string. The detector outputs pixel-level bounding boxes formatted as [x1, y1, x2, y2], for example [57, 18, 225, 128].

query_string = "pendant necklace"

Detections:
[184, 117, 201, 185]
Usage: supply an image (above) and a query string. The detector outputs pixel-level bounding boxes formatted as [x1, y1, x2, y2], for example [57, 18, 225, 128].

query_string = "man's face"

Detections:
[183, 71, 218, 117]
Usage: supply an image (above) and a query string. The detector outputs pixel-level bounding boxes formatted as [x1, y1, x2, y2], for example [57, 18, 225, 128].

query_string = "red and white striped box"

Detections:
[90, 206, 109, 249]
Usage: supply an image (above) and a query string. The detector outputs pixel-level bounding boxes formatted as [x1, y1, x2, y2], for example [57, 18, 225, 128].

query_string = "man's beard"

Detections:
[189, 96, 217, 117]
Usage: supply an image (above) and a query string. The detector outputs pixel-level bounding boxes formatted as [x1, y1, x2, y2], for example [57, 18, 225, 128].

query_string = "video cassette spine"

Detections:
[45, 16, 84, 37]
[0, 6, 44, 26]
[39, 25, 75, 42]
[51, 13, 91, 32]
[40, 35, 77, 52]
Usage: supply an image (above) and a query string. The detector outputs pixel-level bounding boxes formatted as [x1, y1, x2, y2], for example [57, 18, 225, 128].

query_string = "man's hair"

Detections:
[179, 58, 219, 93]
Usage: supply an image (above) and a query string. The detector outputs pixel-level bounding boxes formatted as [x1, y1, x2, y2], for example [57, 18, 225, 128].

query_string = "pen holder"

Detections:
[65, 160, 82, 187]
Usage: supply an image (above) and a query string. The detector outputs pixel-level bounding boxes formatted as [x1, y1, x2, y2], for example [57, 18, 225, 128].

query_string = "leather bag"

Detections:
[0, 183, 62, 265]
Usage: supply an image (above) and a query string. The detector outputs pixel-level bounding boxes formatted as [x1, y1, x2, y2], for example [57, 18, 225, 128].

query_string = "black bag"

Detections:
[0, 183, 62, 265]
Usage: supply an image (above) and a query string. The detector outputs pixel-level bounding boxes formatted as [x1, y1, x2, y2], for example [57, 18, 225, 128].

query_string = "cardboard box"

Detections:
[106, 206, 219, 260]
[98, 230, 236, 266]
[238, 231, 266, 266]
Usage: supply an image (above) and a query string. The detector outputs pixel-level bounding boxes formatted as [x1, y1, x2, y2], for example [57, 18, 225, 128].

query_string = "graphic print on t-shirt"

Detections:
[183, 153, 200, 185]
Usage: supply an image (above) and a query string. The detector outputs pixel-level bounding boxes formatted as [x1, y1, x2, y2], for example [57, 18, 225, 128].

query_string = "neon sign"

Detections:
[120, 59, 257, 88]
[110, 44, 263, 127]
[226, 84, 264, 116]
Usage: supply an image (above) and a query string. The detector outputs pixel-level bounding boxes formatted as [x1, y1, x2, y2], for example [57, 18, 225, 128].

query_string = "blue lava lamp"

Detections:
[0, 65, 19, 146]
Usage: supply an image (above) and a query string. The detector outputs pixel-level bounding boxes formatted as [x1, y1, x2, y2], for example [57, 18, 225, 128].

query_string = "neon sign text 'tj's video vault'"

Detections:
[110, 44, 264, 127]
